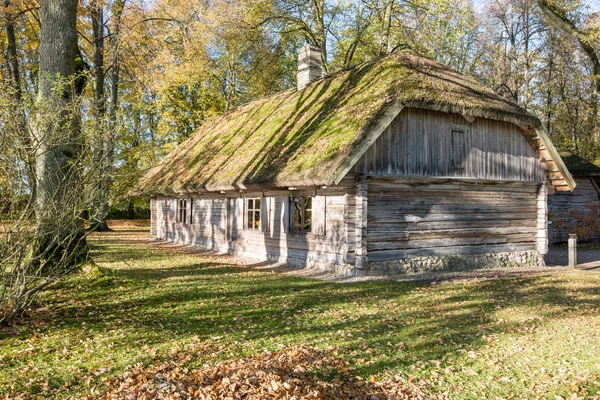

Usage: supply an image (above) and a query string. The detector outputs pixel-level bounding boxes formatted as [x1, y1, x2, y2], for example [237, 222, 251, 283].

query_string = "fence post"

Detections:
[568, 234, 577, 268]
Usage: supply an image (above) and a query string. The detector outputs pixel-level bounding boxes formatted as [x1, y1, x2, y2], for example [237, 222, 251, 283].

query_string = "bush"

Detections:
[107, 197, 150, 219]
[550, 201, 600, 243]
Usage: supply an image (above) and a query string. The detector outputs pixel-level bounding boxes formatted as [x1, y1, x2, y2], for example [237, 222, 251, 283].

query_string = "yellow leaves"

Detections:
[555, 395, 584, 400]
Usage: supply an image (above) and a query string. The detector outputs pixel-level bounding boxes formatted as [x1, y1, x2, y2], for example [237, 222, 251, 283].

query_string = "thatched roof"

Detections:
[558, 149, 600, 176]
[137, 50, 572, 195]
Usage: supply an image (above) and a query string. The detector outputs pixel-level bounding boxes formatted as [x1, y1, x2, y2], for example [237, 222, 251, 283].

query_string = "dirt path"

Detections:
[545, 246, 600, 270]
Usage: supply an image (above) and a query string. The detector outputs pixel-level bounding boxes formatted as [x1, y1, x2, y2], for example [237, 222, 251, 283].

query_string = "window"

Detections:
[292, 196, 312, 234]
[177, 199, 187, 223]
[451, 127, 468, 173]
[189, 199, 194, 225]
[246, 198, 261, 230]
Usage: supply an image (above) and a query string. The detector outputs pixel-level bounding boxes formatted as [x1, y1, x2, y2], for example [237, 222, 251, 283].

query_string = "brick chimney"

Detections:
[297, 44, 324, 91]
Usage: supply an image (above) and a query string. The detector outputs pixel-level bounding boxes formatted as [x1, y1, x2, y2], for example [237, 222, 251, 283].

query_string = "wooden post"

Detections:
[568, 234, 577, 268]
[355, 175, 368, 273]
[537, 182, 548, 255]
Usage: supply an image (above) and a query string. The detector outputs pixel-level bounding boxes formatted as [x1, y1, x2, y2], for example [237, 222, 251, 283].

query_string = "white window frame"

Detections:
[245, 198, 261, 231]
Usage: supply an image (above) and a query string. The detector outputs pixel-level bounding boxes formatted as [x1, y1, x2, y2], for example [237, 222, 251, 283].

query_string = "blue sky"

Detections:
[473, 0, 600, 13]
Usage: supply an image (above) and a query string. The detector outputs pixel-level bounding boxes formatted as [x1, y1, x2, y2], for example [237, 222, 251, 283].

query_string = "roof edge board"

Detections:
[330, 102, 405, 185]
[533, 127, 577, 191]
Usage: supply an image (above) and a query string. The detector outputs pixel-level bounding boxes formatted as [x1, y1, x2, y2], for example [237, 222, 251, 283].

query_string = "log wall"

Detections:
[548, 176, 600, 243]
[366, 177, 542, 262]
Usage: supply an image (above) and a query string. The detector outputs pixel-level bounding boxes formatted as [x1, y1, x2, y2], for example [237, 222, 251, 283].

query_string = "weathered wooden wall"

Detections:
[150, 108, 551, 273]
[154, 179, 356, 269]
[352, 108, 546, 182]
[548, 176, 600, 243]
[150, 197, 157, 237]
[365, 177, 542, 262]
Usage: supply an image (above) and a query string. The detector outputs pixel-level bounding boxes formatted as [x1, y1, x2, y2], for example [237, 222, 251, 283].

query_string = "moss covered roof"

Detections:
[558, 149, 600, 176]
[138, 50, 544, 195]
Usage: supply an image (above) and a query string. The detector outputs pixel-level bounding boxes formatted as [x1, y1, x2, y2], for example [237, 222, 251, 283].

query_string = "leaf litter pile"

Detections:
[86, 345, 442, 400]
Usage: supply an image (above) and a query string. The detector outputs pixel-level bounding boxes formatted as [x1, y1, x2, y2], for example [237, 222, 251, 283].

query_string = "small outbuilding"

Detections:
[548, 149, 600, 243]
[137, 45, 575, 276]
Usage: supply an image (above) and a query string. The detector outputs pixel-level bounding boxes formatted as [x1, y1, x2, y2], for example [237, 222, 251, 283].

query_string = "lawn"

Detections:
[2, 221, 600, 399]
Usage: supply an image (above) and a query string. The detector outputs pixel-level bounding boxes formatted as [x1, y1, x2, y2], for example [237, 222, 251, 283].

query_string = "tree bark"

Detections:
[32, 0, 87, 268]
[4, 0, 35, 204]
[89, 0, 110, 232]
[311, 0, 328, 73]
[379, 0, 394, 56]
[92, 0, 125, 232]
[127, 198, 135, 219]
[4, 0, 21, 102]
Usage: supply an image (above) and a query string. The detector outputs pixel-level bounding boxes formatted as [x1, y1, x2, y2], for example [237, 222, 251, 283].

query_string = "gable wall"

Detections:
[352, 108, 546, 182]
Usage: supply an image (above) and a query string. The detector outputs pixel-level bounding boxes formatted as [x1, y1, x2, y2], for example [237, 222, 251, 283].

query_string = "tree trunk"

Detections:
[546, 41, 554, 134]
[380, 0, 394, 56]
[311, 0, 328, 73]
[89, 0, 110, 232]
[32, 0, 87, 268]
[4, 0, 35, 204]
[4, 0, 21, 102]
[93, 0, 124, 232]
[127, 198, 135, 219]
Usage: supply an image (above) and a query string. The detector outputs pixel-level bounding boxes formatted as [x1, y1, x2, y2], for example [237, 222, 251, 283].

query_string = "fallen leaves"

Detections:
[4, 224, 600, 399]
[82, 345, 444, 400]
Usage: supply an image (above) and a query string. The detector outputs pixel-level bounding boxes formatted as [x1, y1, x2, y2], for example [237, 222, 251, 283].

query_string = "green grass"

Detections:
[2, 221, 600, 398]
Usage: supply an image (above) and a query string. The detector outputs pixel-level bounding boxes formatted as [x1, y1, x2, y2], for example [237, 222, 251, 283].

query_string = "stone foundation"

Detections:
[364, 250, 545, 276]
[266, 254, 355, 276]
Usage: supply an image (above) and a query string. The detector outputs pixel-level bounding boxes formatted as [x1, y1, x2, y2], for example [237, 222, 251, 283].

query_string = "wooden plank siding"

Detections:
[352, 108, 546, 182]
[548, 176, 600, 243]
[154, 187, 353, 270]
[150, 197, 157, 236]
[366, 178, 542, 261]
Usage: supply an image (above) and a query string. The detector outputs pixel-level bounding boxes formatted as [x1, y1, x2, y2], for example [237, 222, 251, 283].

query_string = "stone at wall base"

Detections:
[158, 234, 544, 278]
[366, 251, 544, 276]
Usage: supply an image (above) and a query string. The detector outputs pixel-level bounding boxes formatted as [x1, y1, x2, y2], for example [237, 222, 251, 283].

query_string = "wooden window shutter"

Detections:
[312, 195, 326, 236]
[285, 196, 292, 233]
[260, 197, 270, 233]
[233, 198, 243, 233]
[451, 124, 471, 175]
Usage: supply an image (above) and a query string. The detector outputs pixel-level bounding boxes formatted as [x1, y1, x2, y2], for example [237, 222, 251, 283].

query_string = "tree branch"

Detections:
[537, 0, 600, 93]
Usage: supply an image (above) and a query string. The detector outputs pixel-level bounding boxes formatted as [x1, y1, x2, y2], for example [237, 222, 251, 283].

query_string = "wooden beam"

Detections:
[589, 176, 600, 196]
[537, 182, 548, 255]
[355, 175, 368, 272]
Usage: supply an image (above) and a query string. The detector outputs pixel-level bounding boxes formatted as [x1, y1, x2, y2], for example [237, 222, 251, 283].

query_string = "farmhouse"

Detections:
[549, 149, 600, 244]
[137, 45, 575, 276]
